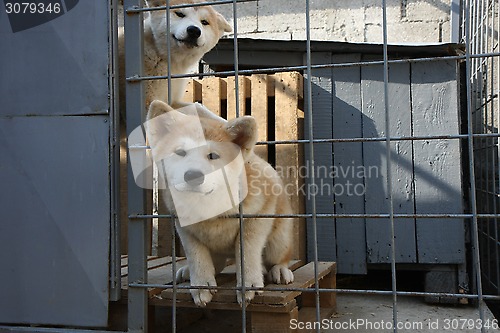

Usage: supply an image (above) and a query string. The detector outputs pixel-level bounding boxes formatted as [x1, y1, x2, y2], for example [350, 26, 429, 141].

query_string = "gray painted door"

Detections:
[0, 1, 111, 327]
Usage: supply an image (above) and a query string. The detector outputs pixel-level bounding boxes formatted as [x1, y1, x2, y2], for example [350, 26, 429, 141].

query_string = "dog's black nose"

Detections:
[184, 170, 205, 186]
[186, 25, 201, 39]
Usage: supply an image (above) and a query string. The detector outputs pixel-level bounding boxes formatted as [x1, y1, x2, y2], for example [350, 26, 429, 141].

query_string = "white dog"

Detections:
[146, 100, 295, 307]
[119, 0, 232, 116]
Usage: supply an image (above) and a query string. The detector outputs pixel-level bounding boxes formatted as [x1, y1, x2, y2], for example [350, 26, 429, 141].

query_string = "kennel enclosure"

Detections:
[0, 0, 499, 332]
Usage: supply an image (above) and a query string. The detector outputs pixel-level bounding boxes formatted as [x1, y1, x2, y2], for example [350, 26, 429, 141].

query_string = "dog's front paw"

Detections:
[236, 276, 264, 306]
[267, 264, 294, 284]
[176, 265, 190, 283]
[190, 277, 217, 307]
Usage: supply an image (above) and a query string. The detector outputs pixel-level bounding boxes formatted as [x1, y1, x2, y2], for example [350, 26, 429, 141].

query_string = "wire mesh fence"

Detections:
[122, 0, 500, 332]
[467, 0, 500, 314]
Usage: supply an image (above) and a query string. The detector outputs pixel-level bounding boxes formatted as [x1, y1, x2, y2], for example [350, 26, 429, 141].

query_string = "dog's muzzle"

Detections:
[173, 26, 201, 48]
[187, 25, 201, 39]
[184, 169, 205, 187]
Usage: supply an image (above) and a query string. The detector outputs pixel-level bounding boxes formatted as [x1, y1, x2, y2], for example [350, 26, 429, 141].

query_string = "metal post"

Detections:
[381, 0, 398, 331]
[124, 0, 148, 332]
[109, 0, 122, 303]
[303, 0, 321, 330]
[464, 0, 487, 330]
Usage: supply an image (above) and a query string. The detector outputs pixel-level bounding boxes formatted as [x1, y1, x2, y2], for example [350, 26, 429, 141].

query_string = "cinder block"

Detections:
[221, 0, 451, 44]
[405, 0, 450, 22]
[365, 21, 442, 43]
[292, 28, 364, 43]
[235, 31, 293, 41]
[217, 2, 258, 34]
[364, 0, 403, 25]
[258, 0, 306, 32]
[440, 19, 452, 42]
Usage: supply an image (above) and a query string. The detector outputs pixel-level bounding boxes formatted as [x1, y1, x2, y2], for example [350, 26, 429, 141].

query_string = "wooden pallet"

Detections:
[121, 256, 336, 333]
[157, 72, 307, 262]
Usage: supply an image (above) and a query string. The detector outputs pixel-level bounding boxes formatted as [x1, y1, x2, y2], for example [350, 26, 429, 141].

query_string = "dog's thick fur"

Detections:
[146, 100, 294, 306]
[118, 0, 231, 116]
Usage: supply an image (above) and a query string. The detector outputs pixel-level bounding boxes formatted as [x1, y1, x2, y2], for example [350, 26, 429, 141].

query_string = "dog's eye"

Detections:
[174, 11, 185, 18]
[207, 152, 220, 160]
[201, 19, 209, 26]
[175, 149, 187, 157]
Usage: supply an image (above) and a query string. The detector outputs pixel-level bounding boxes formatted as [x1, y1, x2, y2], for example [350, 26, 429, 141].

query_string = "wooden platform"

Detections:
[121, 256, 337, 333]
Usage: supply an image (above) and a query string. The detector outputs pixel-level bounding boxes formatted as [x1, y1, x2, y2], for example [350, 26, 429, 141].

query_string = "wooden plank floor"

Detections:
[121, 256, 337, 333]
[120, 257, 336, 307]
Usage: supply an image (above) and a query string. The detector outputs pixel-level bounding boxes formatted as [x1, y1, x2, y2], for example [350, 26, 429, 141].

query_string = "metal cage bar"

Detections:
[121, 0, 500, 332]
[123, 0, 149, 332]
[464, 0, 487, 330]
[468, 0, 500, 304]
[125, 53, 500, 82]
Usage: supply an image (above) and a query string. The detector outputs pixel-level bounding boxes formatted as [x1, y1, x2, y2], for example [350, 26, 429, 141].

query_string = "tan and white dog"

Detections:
[119, 0, 232, 116]
[146, 100, 294, 306]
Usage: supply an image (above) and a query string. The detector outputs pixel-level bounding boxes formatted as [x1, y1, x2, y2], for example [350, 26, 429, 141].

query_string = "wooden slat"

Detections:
[411, 60, 465, 264]
[251, 74, 269, 161]
[120, 255, 128, 267]
[201, 77, 225, 116]
[160, 260, 303, 303]
[301, 261, 336, 308]
[306, 53, 336, 266]
[159, 261, 333, 307]
[183, 79, 193, 103]
[226, 76, 250, 119]
[362, 59, 417, 264]
[182, 79, 202, 103]
[273, 72, 306, 261]
[331, 53, 367, 275]
[264, 74, 303, 99]
[250, 262, 334, 305]
[121, 257, 188, 297]
[121, 256, 175, 277]
[151, 297, 297, 313]
[121, 255, 175, 268]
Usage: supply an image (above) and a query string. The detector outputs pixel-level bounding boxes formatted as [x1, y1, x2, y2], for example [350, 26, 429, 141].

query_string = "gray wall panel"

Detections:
[0, 116, 110, 327]
[411, 60, 465, 264]
[0, 2, 109, 116]
[362, 62, 417, 264]
[306, 53, 337, 262]
[0, 1, 112, 327]
[309, 55, 465, 271]
[331, 54, 367, 274]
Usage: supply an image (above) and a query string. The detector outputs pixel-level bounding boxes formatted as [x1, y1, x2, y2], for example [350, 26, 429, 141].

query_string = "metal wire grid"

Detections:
[123, 1, 500, 333]
[468, 0, 500, 301]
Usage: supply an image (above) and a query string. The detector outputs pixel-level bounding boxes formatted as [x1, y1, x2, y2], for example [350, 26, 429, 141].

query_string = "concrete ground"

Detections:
[146, 270, 500, 332]
[169, 294, 499, 332]
[327, 294, 498, 332]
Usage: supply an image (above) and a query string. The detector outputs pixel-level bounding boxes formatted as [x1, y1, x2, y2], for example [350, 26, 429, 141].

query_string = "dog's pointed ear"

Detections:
[144, 0, 163, 8]
[145, 100, 184, 149]
[216, 12, 232, 33]
[226, 116, 257, 151]
[147, 100, 175, 122]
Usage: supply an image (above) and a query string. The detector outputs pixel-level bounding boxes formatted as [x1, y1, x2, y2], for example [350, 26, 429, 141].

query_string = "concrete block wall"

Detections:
[217, 0, 453, 44]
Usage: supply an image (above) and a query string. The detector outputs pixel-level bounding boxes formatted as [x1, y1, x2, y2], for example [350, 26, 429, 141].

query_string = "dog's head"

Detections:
[145, 100, 255, 223]
[146, 0, 231, 62]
